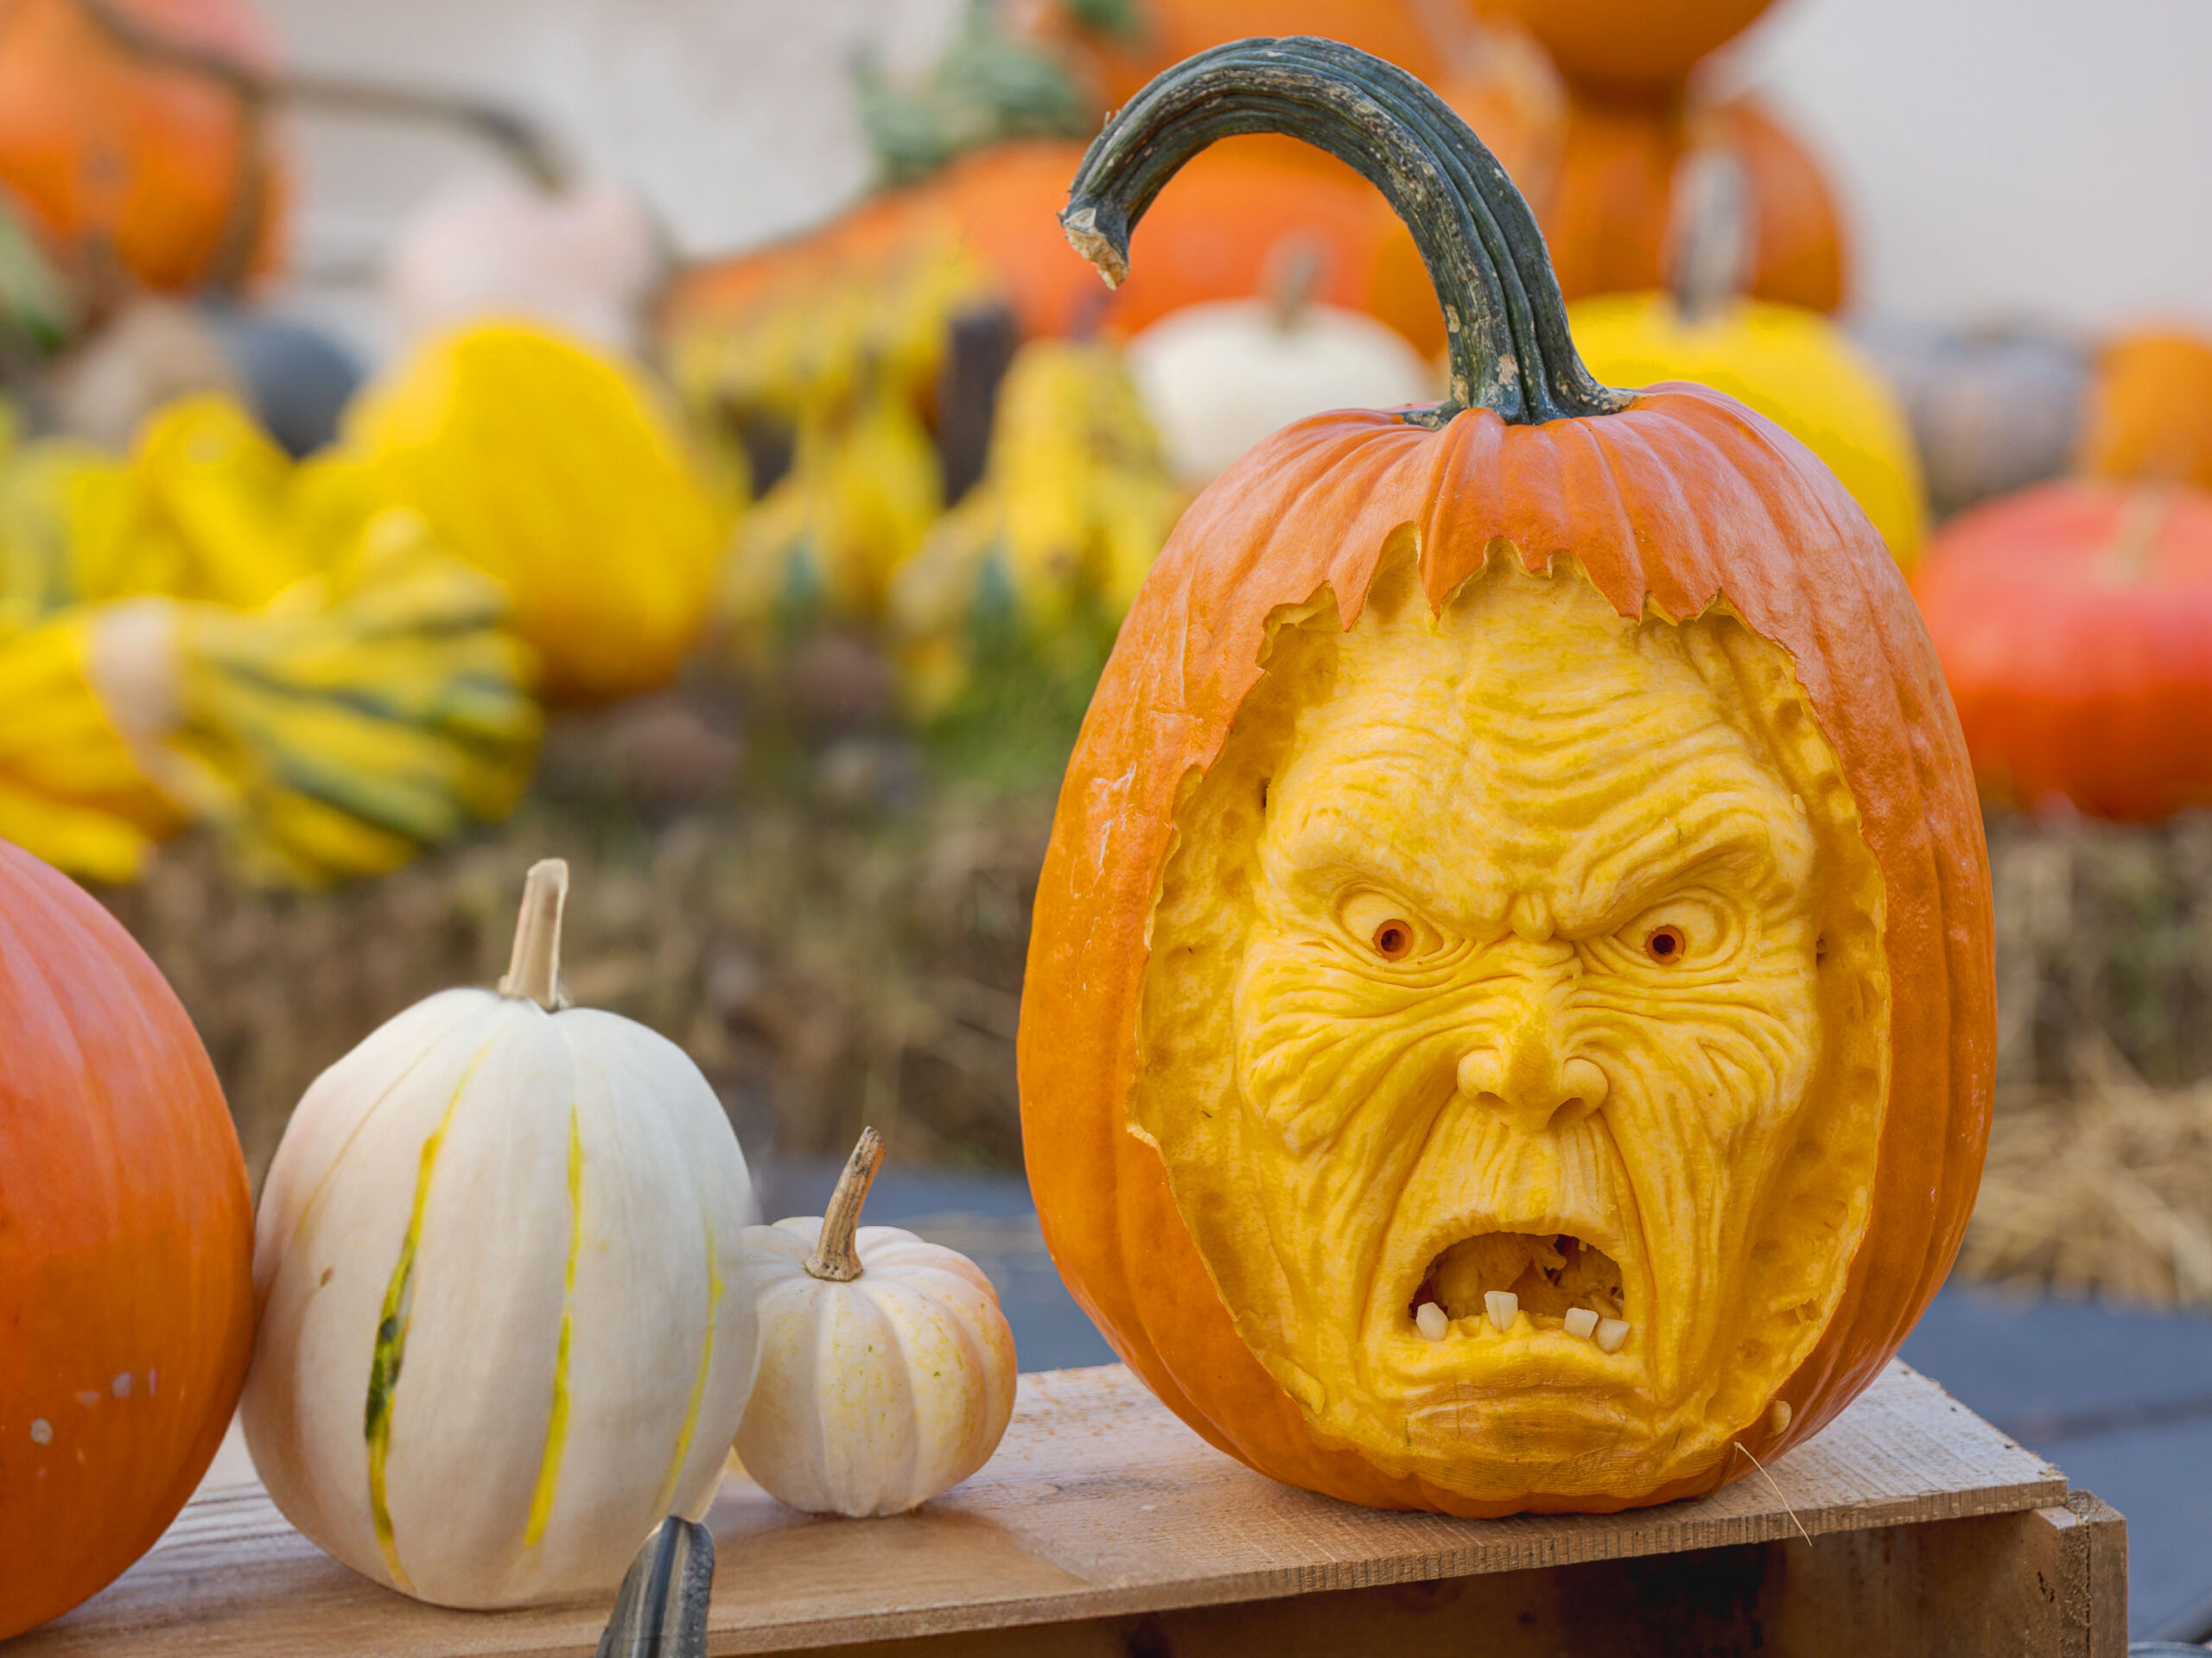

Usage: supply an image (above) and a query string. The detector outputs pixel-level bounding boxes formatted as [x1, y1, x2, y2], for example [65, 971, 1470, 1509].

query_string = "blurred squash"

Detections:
[346, 322, 729, 706]
[889, 337, 1182, 715]
[0, 393, 361, 623]
[0, 0, 285, 294]
[720, 377, 944, 643]
[663, 136, 1445, 357]
[1853, 321, 2089, 522]
[2077, 327, 2212, 491]
[0, 603, 181, 881]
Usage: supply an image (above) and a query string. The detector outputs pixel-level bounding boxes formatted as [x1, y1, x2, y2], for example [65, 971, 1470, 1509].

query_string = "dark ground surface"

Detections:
[768, 1156, 2212, 1644]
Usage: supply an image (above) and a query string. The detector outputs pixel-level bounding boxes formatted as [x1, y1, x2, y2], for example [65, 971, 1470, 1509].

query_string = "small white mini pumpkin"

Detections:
[734, 1128, 1016, 1517]
[242, 860, 757, 1608]
[1125, 248, 1438, 488]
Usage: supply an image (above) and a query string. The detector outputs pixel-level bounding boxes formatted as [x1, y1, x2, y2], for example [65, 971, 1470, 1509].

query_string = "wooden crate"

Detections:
[14, 1361, 2123, 1657]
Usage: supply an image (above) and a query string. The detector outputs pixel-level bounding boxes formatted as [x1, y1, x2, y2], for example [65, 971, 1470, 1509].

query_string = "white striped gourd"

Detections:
[241, 859, 755, 1607]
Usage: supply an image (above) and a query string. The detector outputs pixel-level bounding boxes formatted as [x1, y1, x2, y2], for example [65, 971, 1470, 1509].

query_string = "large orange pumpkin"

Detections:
[0, 836, 254, 1637]
[1912, 480, 2212, 823]
[1027, 39, 1991, 1515]
[0, 0, 285, 294]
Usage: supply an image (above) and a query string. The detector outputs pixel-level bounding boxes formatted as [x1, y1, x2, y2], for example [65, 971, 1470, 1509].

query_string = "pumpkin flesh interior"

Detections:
[1128, 543, 1890, 1502]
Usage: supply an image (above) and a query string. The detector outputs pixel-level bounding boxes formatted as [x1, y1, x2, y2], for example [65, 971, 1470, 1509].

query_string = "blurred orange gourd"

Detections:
[0, 0, 286, 292]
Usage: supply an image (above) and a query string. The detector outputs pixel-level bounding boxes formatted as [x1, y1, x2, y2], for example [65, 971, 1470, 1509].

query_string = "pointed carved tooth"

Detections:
[1595, 1317, 1630, 1353]
[1484, 1290, 1518, 1333]
[1414, 1302, 1449, 1341]
[1564, 1306, 1599, 1340]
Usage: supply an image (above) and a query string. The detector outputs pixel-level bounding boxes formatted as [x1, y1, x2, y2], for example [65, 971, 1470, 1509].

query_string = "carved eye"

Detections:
[1371, 919, 1415, 961]
[1643, 924, 1688, 964]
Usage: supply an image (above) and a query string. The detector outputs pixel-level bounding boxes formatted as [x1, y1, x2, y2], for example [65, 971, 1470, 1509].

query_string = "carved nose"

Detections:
[1458, 1029, 1610, 1135]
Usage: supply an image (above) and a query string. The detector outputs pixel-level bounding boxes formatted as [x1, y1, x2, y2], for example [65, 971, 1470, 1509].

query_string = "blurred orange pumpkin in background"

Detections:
[1084, 0, 1450, 107]
[2076, 327, 2212, 492]
[1911, 481, 2212, 822]
[0, 835, 255, 1639]
[1482, 0, 1774, 92]
[0, 0, 287, 295]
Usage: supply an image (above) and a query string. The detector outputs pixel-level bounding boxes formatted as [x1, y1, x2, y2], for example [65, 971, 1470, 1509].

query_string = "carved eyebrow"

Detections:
[1553, 787, 1804, 935]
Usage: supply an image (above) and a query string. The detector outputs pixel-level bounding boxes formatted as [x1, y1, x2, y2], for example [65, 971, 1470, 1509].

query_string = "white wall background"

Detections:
[260, 0, 2211, 339]
[1720, 0, 2212, 328]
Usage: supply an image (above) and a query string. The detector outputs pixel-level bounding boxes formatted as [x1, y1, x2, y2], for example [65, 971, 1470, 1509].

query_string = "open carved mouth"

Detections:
[1408, 1232, 1632, 1352]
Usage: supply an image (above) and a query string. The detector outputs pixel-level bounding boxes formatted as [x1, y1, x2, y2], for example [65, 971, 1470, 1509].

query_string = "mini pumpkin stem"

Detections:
[1267, 236, 1325, 334]
[1060, 36, 1627, 426]
[499, 858, 569, 1011]
[806, 1127, 887, 1282]
[1667, 145, 1753, 326]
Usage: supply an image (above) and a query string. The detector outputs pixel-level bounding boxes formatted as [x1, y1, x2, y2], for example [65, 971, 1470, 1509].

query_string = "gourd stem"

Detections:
[806, 1127, 886, 1283]
[499, 859, 569, 1011]
[1060, 36, 1627, 426]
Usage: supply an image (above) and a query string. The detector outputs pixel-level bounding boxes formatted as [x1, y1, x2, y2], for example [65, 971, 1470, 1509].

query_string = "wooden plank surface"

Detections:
[16, 1360, 2066, 1657]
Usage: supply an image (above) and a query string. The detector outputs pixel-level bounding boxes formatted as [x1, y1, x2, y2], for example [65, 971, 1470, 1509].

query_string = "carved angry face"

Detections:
[1129, 545, 1889, 1501]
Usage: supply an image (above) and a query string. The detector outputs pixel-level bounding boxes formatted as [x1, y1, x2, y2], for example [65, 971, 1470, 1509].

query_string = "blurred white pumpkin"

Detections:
[1126, 272, 1437, 487]
[242, 860, 757, 1608]
[385, 172, 664, 353]
[734, 1128, 1016, 1517]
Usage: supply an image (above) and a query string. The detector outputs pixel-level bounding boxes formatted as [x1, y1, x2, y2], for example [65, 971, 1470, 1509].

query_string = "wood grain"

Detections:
[15, 1360, 2067, 1657]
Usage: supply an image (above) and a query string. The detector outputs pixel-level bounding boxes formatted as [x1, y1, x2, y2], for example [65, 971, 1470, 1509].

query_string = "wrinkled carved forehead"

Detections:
[1256, 550, 1818, 934]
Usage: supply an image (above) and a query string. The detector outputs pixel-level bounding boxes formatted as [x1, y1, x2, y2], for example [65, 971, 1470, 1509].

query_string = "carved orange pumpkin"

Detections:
[1025, 40, 1992, 1515]
[0, 836, 255, 1637]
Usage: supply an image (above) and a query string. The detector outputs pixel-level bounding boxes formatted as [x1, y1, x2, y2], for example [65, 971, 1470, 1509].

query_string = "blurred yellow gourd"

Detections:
[1568, 292, 1927, 569]
[889, 339, 1183, 715]
[720, 378, 943, 639]
[0, 395, 336, 627]
[0, 606, 181, 882]
[346, 322, 730, 705]
[0, 518, 539, 887]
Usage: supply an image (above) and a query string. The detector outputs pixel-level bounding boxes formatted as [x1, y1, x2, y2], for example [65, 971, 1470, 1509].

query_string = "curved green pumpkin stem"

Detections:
[1060, 36, 1628, 427]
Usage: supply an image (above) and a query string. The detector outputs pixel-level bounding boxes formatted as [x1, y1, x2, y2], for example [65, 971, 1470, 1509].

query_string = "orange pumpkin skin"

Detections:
[2076, 327, 2212, 492]
[1911, 480, 2212, 823]
[1025, 41, 1992, 1516]
[0, 838, 254, 1638]
[0, 0, 285, 293]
